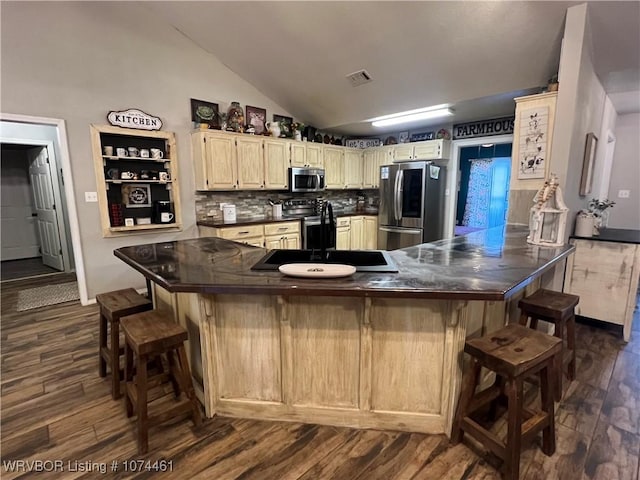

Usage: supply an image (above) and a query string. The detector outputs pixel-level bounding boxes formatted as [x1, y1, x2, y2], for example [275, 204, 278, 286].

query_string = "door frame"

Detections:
[448, 134, 513, 238]
[0, 113, 88, 305]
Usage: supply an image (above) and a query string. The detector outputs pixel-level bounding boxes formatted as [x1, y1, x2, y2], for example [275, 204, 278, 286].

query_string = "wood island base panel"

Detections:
[116, 225, 574, 436]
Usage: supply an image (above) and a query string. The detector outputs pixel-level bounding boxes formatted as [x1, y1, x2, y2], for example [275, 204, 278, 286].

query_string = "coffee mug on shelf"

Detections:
[140, 148, 150, 158]
[150, 148, 164, 159]
[103, 145, 114, 156]
[120, 171, 135, 180]
[116, 147, 127, 157]
[128, 147, 139, 157]
[160, 212, 174, 223]
[159, 171, 171, 182]
[106, 168, 119, 180]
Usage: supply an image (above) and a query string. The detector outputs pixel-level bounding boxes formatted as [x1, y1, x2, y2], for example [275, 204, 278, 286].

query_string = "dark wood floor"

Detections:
[1, 257, 60, 282]
[1, 274, 639, 479]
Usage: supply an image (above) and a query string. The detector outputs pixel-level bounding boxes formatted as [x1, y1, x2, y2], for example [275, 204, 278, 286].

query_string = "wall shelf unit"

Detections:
[91, 124, 182, 237]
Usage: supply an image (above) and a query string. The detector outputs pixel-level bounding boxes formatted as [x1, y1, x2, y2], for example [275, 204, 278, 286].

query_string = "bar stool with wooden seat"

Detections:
[518, 289, 579, 401]
[96, 288, 152, 399]
[121, 309, 202, 455]
[452, 324, 561, 480]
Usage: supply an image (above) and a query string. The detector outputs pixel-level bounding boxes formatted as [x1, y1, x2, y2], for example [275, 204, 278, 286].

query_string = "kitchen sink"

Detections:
[251, 249, 398, 273]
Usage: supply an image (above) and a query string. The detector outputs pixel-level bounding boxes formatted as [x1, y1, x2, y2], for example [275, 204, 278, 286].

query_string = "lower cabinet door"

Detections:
[264, 236, 282, 250]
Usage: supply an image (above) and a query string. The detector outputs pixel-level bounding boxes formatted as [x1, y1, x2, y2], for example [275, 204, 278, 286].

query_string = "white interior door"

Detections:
[28, 147, 64, 270]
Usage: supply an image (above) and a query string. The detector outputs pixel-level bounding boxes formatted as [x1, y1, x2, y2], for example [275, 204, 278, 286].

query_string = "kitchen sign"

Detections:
[453, 116, 514, 139]
[345, 138, 381, 149]
[107, 109, 162, 131]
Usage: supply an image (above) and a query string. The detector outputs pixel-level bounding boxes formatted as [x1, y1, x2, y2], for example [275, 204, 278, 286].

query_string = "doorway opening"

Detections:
[455, 142, 513, 236]
[1, 143, 69, 281]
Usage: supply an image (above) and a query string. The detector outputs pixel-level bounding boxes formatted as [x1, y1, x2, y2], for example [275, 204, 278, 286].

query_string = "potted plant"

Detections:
[576, 198, 615, 236]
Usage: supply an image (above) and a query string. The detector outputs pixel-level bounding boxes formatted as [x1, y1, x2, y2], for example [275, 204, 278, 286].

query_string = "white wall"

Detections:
[606, 113, 640, 229]
[550, 3, 608, 236]
[1, 2, 293, 298]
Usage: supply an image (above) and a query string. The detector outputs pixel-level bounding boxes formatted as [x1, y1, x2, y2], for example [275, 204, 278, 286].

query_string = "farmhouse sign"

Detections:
[107, 109, 162, 131]
[453, 116, 514, 139]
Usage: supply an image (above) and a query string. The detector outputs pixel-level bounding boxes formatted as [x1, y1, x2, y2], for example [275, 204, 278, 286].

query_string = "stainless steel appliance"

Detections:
[378, 161, 447, 250]
[282, 198, 336, 250]
[288, 167, 325, 193]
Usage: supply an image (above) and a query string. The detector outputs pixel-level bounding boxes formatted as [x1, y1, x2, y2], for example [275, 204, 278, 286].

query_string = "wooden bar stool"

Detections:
[121, 310, 202, 455]
[518, 289, 579, 401]
[452, 324, 561, 480]
[96, 288, 152, 399]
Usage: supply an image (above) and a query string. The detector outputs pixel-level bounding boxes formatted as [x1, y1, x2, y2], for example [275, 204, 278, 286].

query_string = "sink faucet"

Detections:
[319, 201, 335, 260]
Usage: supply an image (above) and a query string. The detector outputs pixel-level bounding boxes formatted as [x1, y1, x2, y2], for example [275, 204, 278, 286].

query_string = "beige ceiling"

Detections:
[145, 1, 640, 136]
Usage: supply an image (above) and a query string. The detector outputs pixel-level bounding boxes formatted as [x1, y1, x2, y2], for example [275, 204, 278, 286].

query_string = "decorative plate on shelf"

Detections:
[279, 263, 356, 279]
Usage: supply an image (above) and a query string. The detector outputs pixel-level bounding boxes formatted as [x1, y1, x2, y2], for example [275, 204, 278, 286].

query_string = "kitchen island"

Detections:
[115, 226, 574, 436]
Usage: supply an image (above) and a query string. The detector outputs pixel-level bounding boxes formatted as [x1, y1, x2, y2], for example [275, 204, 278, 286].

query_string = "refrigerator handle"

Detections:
[393, 169, 401, 221]
[380, 226, 422, 234]
[397, 170, 404, 221]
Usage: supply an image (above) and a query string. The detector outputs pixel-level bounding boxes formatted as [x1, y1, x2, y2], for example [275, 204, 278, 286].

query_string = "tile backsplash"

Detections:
[195, 190, 379, 221]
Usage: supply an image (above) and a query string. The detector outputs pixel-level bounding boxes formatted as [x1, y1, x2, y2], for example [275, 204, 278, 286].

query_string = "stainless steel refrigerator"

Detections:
[378, 161, 447, 250]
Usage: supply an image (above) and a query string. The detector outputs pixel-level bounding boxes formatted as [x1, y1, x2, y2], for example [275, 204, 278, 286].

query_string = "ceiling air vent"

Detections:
[346, 69, 372, 87]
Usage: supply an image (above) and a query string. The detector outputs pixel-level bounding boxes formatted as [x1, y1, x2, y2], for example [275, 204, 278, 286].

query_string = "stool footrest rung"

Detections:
[461, 417, 506, 460]
[521, 412, 549, 442]
[468, 385, 501, 415]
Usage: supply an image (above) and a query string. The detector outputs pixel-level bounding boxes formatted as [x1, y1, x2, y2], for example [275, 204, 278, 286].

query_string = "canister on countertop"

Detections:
[221, 203, 236, 223]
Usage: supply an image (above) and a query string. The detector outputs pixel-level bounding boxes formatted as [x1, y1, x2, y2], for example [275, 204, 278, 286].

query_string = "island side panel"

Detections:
[211, 294, 282, 402]
[287, 296, 361, 408]
[368, 298, 448, 414]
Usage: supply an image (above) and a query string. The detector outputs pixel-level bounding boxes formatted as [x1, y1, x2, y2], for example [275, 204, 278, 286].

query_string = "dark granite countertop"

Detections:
[115, 225, 573, 301]
[197, 209, 378, 228]
[571, 228, 640, 244]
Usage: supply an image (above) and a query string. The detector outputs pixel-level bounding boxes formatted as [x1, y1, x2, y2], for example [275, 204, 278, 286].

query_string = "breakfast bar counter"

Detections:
[114, 226, 574, 436]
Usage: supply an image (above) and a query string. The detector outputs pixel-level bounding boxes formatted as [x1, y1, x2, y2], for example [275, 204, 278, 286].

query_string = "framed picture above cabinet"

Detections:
[90, 124, 182, 237]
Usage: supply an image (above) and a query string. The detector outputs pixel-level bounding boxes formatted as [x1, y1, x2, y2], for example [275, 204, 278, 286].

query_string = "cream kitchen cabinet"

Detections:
[192, 131, 289, 191]
[563, 236, 640, 342]
[198, 224, 264, 247]
[346, 215, 377, 250]
[290, 142, 307, 167]
[392, 139, 450, 162]
[236, 136, 264, 189]
[349, 216, 364, 249]
[363, 149, 378, 188]
[305, 144, 324, 168]
[363, 216, 378, 250]
[363, 147, 393, 188]
[336, 216, 351, 250]
[192, 131, 237, 190]
[198, 220, 301, 250]
[344, 149, 364, 189]
[324, 146, 345, 189]
[264, 139, 288, 189]
[264, 221, 301, 250]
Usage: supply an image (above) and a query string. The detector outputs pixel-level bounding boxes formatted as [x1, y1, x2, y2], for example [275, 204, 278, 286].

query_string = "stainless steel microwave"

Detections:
[288, 167, 325, 193]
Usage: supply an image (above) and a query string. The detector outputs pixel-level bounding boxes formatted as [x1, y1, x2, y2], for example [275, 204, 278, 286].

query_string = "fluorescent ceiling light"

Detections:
[371, 106, 454, 127]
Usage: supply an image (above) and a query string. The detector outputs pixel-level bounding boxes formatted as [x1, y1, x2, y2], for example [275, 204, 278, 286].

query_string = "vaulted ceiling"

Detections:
[145, 1, 640, 136]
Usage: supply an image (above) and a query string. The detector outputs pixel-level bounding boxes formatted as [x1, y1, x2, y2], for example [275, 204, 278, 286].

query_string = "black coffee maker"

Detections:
[152, 201, 174, 224]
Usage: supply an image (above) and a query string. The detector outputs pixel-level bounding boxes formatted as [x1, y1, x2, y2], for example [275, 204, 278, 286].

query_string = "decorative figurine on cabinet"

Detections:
[527, 173, 568, 247]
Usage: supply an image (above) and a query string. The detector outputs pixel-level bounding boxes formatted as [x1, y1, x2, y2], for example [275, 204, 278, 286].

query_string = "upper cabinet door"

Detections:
[237, 136, 265, 189]
[264, 139, 288, 189]
[393, 144, 414, 161]
[344, 149, 363, 189]
[363, 149, 377, 188]
[306, 144, 324, 168]
[323, 147, 344, 189]
[290, 142, 306, 167]
[205, 133, 237, 190]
